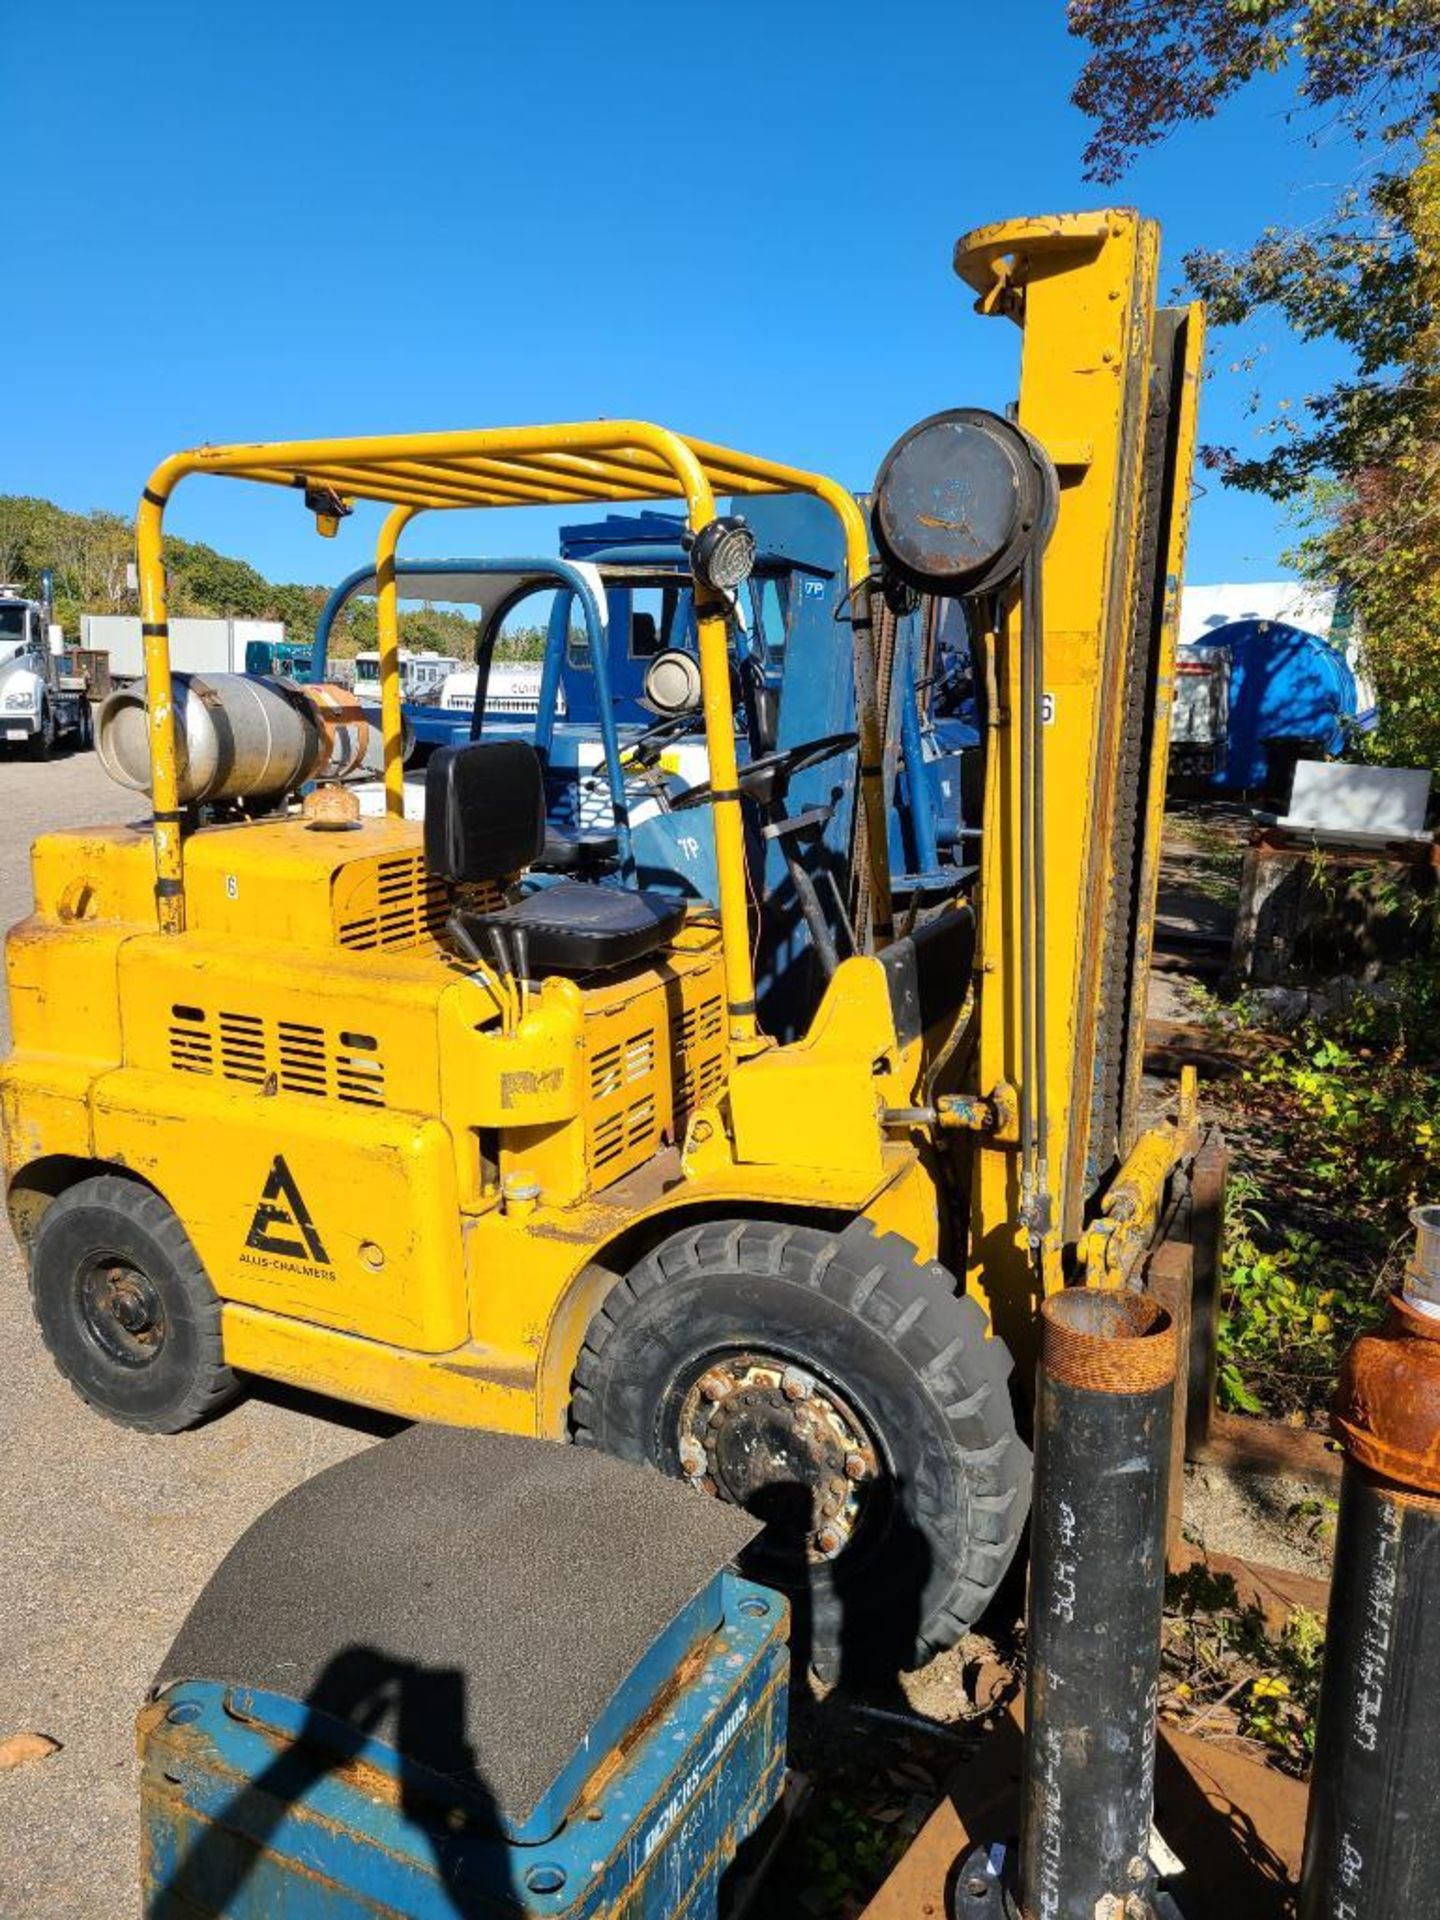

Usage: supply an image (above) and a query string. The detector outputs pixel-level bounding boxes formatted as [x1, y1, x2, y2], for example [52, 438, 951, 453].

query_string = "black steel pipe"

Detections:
[1300, 1205, 1440, 1919]
[1018, 1288, 1176, 1920]
[1299, 1468, 1440, 1919]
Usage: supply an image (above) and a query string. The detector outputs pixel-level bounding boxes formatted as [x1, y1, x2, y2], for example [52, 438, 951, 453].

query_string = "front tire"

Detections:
[28, 701, 55, 761]
[28, 1176, 239, 1433]
[571, 1218, 1030, 1679]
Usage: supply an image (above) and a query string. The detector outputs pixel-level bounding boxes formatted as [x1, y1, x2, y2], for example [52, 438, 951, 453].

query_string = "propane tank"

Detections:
[97, 675, 388, 805]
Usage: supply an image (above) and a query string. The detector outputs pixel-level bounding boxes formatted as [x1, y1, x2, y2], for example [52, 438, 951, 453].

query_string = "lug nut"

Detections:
[780, 1366, 813, 1402]
[678, 1437, 707, 1478]
[698, 1370, 730, 1404]
[815, 1524, 844, 1559]
[844, 1451, 871, 1482]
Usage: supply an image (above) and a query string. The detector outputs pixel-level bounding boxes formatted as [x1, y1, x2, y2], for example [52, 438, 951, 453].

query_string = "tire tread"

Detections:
[572, 1214, 1030, 1668]
[29, 1174, 239, 1434]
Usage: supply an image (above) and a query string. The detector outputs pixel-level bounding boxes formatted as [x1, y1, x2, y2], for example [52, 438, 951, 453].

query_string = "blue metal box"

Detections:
[140, 1570, 787, 1918]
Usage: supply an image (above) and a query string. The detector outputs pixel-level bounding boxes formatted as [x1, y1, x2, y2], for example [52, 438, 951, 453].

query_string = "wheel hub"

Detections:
[79, 1259, 166, 1368]
[675, 1354, 879, 1561]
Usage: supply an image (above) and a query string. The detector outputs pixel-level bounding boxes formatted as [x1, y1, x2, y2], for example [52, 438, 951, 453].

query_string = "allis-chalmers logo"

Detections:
[242, 1155, 331, 1277]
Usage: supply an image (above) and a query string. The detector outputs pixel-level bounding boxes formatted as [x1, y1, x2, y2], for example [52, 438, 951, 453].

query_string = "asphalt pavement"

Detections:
[0, 746, 388, 1918]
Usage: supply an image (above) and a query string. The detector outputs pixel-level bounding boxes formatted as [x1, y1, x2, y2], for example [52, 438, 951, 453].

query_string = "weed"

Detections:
[1216, 964, 1440, 1421]
[1162, 1566, 1325, 1774]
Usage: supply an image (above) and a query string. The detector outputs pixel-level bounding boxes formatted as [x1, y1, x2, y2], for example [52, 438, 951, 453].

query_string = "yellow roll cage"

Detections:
[135, 421, 893, 1044]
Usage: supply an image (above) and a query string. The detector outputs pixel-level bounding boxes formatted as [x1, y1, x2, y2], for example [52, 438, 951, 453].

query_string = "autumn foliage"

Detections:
[1071, 0, 1440, 767]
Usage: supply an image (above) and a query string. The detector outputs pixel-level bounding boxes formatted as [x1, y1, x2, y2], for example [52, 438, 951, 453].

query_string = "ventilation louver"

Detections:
[168, 1006, 386, 1109]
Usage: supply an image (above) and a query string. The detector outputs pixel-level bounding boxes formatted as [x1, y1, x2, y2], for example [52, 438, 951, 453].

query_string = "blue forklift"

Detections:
[310, 495, 977, 1031]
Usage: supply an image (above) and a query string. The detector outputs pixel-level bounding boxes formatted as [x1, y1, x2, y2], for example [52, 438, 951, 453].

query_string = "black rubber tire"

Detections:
[28, 1175, 239, 1433]
[571, 1217, 1030, 1678]
[28, 701, 55, 761]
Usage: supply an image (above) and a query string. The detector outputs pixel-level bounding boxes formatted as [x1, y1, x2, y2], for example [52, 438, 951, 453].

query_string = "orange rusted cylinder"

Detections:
[1331, 1290, 1440, 1498]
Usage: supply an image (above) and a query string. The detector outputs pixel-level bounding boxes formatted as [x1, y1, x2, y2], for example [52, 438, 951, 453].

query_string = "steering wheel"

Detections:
[669, 732, 859, 813]
[583, 709, 703, 792]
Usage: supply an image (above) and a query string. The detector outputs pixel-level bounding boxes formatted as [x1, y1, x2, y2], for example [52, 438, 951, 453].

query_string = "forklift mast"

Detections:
[953, 212, 1205, 1341]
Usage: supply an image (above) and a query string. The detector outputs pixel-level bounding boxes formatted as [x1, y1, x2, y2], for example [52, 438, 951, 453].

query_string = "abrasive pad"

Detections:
[156, 1426, 761, 1835]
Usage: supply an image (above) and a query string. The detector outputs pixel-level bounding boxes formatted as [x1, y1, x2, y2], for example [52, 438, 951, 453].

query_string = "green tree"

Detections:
[1070, 0, 1440, 766]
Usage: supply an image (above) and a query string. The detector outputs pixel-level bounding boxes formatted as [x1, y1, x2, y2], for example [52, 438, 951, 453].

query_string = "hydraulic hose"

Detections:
[1022, 544, 1052, 1239]
[1017, 578, 1037, 1214]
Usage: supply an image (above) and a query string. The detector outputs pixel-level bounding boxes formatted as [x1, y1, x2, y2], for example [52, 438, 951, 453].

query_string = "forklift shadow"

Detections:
[149, 1646, 518, 1918]
[237, 1373, 411, 1440]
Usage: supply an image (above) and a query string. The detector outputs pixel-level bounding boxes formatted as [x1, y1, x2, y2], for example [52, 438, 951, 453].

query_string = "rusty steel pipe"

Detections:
[1299, 1205, 1440, 1920]
[1018, 1288, 1176, 1920]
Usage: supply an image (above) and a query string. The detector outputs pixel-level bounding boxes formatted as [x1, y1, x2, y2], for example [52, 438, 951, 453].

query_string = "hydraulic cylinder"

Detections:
[1018, 1288, 1176, 1920]
[1299, 1203, 1440, 1920]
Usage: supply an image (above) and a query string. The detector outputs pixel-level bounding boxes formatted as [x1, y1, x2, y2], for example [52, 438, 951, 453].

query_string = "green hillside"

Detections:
[0, 494, 494, 662]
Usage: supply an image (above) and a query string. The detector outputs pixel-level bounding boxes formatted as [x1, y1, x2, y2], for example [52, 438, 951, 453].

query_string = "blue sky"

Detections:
[5, 0, 1347, 590]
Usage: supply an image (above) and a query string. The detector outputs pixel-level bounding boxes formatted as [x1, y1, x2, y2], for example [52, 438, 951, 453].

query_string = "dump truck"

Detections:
[0, 583, 92, 756]
[1, 209, 1211, 1677]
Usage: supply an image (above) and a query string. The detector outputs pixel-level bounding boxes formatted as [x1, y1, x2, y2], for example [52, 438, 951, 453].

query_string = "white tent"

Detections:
[1179, 582, 1339, 648]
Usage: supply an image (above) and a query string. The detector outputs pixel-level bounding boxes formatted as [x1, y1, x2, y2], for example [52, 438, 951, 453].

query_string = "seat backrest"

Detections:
[424, 741, 547, 884]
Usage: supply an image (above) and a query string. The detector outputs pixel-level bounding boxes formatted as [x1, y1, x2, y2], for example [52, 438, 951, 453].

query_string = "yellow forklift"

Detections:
[1, 210, 1203, 1675]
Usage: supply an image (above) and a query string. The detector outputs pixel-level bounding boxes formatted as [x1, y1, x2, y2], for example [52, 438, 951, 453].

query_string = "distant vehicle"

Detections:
[243, 636, 317, 680]
[350, 648, 455, 704]
[81, 614, 286, 683]
[439, 660, 560, 716]
[0, 584, 91, 757]
[1170, 653, 1229, 783]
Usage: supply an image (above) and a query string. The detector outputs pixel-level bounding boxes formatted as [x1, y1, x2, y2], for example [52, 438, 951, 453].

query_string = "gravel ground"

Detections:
[0, 746, 386, 1918]
[1182, 1462, 1336, 1583]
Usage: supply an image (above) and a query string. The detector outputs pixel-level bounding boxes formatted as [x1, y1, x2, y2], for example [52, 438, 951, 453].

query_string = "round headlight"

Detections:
[871, 407, 1057, 598]
[689, 515, 756, 594]
[641, 648, 703, 716]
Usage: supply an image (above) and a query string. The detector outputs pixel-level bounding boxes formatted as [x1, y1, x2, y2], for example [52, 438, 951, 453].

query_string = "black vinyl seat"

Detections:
[477, 882, 683, 974]
[425, 742, 682, 975]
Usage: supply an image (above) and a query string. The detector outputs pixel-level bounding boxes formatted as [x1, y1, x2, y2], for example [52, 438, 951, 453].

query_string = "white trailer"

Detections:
[79, 615, 285, 682]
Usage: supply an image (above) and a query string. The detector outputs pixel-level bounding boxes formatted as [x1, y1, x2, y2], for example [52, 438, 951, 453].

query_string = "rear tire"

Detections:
[28, 1175, 239, 1433]
[571, 1217, 1030, 1679]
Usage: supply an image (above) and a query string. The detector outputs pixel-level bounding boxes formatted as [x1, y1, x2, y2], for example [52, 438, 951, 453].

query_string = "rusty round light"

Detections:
[871, 406, 1056, 598]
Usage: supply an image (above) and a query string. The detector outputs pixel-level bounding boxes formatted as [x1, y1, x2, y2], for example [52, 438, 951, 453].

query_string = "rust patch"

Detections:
[1042, 1288, 1176, 1395]
[435, 1356, 534, 1390]
[1334, 1290, 1440, 1497]
[500, 1067, 566, 1108]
